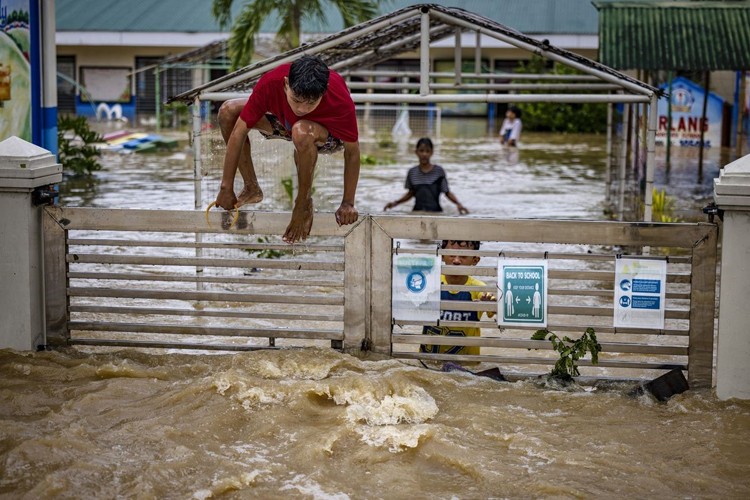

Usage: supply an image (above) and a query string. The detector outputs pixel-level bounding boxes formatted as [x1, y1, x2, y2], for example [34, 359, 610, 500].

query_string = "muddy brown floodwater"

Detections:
[3, 123, 746, 498]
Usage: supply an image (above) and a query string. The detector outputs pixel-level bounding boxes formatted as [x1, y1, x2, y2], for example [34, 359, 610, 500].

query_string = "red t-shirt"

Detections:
[239, 64, 358, 143]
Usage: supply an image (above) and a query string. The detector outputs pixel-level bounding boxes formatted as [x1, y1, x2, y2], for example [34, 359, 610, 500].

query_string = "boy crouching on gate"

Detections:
[420, 240, 496, 356]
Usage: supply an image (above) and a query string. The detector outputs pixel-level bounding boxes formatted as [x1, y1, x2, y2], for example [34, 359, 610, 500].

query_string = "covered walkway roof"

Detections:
[158, 40, 229, 66]
[170, 3, 659, 104]
[594, 0, 750, 71]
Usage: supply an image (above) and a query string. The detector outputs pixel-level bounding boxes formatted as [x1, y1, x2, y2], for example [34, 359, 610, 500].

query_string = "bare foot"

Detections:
[235, 183, 264, 208]
[283, 197, 314, 244]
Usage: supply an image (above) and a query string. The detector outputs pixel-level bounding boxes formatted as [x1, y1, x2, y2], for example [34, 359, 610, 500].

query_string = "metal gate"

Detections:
[43, 207, 717, 387]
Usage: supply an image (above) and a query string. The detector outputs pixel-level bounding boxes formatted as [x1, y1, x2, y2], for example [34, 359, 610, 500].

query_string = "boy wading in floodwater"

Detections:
[215, 55, 361, 243]
[384, 137, 469, 214]
[420, 240, 496, 356]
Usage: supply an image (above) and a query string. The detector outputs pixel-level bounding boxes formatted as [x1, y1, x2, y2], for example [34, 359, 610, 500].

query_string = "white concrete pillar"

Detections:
[714, 154, 750, 400]
[0, 136, 62, 351]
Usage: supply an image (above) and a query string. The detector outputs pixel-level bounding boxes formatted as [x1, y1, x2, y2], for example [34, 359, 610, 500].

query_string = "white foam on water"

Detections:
[192, 470, 263, 499]
[353, 423, 433, 453]
[211, 373, 285, 409]
[280, 474, 350, 500]
[313, 384, 439, 452]
[235, 386, 285, 410]
[233, 349, 344, 381]
[212, 375, 232, 395]
[337, 386, 439, 426]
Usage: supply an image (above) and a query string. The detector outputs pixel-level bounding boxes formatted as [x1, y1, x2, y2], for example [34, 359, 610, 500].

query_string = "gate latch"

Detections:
[702, 202, 723, 223]
[32, 185, 57, 206]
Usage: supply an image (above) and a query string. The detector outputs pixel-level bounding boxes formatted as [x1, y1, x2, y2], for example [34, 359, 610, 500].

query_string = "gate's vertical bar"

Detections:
[419, 8, 430, 97]
[369, 218, 393, 354]
[688, 224, 718, 388]
[43, 207, 69, 346]
[343, 219, 368, 352]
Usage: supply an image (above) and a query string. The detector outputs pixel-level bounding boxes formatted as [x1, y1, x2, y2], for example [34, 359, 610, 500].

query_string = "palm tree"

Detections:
[212, 0, 381, 69]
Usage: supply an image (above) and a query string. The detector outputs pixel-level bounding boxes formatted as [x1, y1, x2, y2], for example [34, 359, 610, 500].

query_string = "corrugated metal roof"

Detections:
[309, 1, 599, 34]
[594, 0, 750, 70]
[56, 0, 598, 35]
[171, 3, 658, 103]
[56, 0, 226, 32]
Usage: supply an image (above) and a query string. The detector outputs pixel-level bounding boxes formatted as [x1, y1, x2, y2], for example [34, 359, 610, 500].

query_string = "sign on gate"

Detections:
[497, 259, 548, 327]
[392, 253, 441, 322]
[614, 257, 666, 330]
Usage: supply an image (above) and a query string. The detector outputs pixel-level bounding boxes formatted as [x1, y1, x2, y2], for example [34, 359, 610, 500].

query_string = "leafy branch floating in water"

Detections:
[531, 327, 602, 380]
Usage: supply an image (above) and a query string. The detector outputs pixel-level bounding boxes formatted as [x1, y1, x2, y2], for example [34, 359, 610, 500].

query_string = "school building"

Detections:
[55, 0, 741, 128]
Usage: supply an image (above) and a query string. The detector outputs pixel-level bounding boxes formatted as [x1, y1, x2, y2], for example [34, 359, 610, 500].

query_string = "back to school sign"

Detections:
[497, 260, 548, 327]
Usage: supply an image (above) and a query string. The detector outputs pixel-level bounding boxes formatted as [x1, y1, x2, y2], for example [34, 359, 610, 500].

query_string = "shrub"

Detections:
[531, 327, 602, 380]
[57, 115, 103, 177]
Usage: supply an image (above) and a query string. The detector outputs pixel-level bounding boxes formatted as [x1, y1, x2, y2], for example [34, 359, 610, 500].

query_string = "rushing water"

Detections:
[2, 348, 749, 498]
[3, 120, 748, 498]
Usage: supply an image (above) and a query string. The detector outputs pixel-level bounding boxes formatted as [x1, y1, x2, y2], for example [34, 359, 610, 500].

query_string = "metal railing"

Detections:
[368, 215, 717, 388]
[43, 207, 717, 387]
[43, 207, 366, 352]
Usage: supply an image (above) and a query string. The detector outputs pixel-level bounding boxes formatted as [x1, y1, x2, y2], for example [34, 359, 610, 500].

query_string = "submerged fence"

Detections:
[43, 207, 717, 387]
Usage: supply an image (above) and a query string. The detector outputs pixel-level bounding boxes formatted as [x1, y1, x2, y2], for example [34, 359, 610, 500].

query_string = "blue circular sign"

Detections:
[406, 271, 426, 293]
[619, 279, 631, 291]
[619, 296, 631, 308]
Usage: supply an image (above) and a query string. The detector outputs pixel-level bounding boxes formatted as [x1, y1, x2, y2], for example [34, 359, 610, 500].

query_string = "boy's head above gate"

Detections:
[441, 240, 480, 250]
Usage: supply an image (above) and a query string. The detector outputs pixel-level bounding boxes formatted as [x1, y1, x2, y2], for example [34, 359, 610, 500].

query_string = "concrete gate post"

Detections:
[0, 137, 62, 351]
[713, 154, 750, 400]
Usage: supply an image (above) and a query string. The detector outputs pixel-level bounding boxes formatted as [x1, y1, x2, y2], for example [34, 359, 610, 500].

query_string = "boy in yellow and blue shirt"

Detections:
[420, 240, 496, 356]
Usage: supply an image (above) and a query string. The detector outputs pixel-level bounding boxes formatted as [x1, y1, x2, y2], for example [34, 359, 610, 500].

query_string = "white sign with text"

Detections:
[614, 258, 667, 330]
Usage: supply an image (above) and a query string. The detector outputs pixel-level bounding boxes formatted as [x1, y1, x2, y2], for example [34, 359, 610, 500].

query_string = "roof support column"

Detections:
[474, 31, 481, 73]
[605, 101, 613, 205]
[618, 103, 630, 221]
[420, 8, 430, 96]
[454, 27, 462, 86]
[644, 94, 657, 222]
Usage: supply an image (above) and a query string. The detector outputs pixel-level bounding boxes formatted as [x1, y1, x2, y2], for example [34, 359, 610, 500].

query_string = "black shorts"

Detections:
[259, 113, 345, 154]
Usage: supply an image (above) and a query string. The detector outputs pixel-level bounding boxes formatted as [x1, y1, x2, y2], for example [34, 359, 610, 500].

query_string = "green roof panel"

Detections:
[594, 0, 750, 70]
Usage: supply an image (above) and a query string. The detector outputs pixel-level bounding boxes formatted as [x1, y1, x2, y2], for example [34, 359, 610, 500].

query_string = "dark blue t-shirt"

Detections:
[405, 165, 449, 212]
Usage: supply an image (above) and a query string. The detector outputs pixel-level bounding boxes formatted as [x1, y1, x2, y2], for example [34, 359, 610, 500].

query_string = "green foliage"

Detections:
[212, 0, 381, 69]
[376, 134, 394, 149]
[57, 115, 104, 177]
[280, 175, 315, 207]
[513, 56, 608, 133]
[162, 102, 191, 129]
[360, 153, 379, 165]
[245, 236, 289, 259]
[281, 176, 295, 206]
[650, 188, 681, 223]
[531, 327, 602, 379]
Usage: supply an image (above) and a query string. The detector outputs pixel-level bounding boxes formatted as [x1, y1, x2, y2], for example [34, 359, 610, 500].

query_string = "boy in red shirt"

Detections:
[215, 55, 360, 243]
